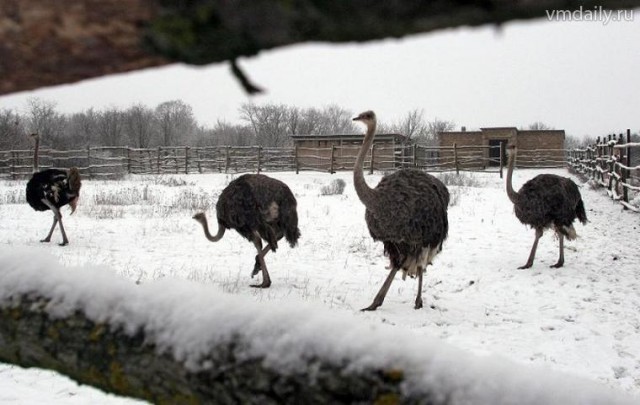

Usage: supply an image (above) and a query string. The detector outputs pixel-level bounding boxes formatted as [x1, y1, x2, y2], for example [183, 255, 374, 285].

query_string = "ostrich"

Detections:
[25, 133, 82, 246]
[352, 111, 449, 311]
[506, 145, 587, 269]
[192, 174, 300, 288]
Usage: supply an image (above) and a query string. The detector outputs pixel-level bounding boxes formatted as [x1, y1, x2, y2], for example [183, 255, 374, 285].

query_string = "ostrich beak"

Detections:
[352, 116, 361, 121]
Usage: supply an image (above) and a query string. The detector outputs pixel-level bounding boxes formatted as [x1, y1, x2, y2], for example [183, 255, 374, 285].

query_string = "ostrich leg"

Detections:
[41, 199, 69, 246]
[56, 216, 70, 246]
[251, 243, 272, 277]
[415, 266, 424, 309]
[41, 216, 58, 243]
[550, 233, 565, 268]
[250, 234, 272, 288]
[519, 228, 543, 269]
[361, 267, 399, 311]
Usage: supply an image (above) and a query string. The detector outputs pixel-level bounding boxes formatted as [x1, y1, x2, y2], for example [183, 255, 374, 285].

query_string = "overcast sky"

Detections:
[1, 16, 638, 138]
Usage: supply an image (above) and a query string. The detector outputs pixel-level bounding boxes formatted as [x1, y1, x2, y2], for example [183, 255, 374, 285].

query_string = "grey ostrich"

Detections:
[193, 174, 300, 288]
[506, 145, 587, 269]
[353, 111, 449, 311]
[25, 133, 82, 246]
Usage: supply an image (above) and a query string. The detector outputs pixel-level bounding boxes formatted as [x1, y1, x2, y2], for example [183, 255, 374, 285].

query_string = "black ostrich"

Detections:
[25, 134, 82, 246]
[193, 174, 301, 288]
[352, 111, 449, 311]
[506, 145, 587, 269]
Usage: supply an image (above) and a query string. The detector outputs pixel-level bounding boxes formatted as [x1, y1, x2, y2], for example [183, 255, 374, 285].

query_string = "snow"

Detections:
[0, 168, 639, 403]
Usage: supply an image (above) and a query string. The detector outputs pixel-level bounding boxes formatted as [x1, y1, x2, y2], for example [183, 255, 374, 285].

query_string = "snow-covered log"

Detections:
[0, 248, 636, 404]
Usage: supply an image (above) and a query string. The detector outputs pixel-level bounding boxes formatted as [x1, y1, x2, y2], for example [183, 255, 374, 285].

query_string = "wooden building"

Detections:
[291, 133, 409, 172]
[438, 127, 566, 168]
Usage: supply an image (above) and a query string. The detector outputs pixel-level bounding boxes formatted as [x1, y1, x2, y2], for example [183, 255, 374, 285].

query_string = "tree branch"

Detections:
[1, 0, 639, 95]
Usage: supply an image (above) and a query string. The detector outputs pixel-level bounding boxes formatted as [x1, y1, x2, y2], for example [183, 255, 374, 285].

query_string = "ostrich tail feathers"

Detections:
[576, 199, 587, 224]
[286, 226, 301, 248]
[559, 225, 578, 241]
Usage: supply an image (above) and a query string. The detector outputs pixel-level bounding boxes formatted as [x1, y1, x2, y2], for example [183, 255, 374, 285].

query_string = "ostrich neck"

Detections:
[353, 122, 377, 209]
[506, 149, 519, 204]
[199, 216, 225, 242]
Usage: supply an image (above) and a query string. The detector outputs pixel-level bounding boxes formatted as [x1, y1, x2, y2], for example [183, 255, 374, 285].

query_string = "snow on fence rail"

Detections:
[0, 144, 566, 179]
[567, 129, 640, 212]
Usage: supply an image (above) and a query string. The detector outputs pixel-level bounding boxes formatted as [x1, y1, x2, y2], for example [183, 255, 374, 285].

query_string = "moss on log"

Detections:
[0, 296, 425, 404]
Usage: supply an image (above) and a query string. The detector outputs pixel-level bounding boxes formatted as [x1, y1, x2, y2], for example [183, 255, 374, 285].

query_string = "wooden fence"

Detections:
[567, 129, 640, 212]
[0, 144, 567, 179]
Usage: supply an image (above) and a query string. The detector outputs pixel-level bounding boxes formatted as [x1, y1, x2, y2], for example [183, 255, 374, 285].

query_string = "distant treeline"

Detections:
[0, 98, 457, 150]
[1, 97, 606, 150]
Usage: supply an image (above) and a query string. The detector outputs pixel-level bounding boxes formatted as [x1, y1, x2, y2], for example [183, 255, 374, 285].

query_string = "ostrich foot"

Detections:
[250, 279, 271, 289]
[40, 238, 51, 243]
[414, 297, 423, 310]
[360, 301, 382, 312]
[251, 257, 261, 277]
[550, 261, 564, 268]
[58, 241, 68, 247]
[518, 263, 533, 270]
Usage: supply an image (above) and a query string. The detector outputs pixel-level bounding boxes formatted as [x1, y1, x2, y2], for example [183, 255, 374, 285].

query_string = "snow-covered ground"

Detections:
[0, 168, 639, 403]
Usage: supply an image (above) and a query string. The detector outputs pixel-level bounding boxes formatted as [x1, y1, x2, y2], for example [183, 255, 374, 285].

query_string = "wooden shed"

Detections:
[438, 127, 566, 168]
[291, 133, 410, 172]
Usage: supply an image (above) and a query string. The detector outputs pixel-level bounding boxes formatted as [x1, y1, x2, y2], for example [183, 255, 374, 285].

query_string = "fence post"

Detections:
[185, 146, 190, 174]
[412, 144, 417, 168]
[294, 144, 299, 174]
[453, 142, 459, 175]
[86, 146, 92, 179]
[369, 144, 375, 174]
[619, 132, 628, 208]
[499, 142, 504, 179]
[627, 129, 632, 177]
[127, 148, 131, 174]
[330, 145, 335, 174]
[10, 151, 15, 180]
[157, 147, 161, 174]
[225, 146, 230, 173]
[257, 146, 262, 174]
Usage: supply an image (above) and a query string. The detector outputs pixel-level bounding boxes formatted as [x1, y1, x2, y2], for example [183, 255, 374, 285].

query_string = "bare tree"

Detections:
[125, 104, 156, 148]
[193, 120, 255, 147]
[0, 108, 26, 149]
[527, 122, 554, 131]
[427, 118, 455, 146]
[239, 103, 290, 147]
[24, 97, 67, 149]
[565, 135, 595, 149]
[155, 100, 196, 146]
[387, 109, 429, 142]
[66, 109, 97, 147]
[318, 104, 357, 134]
[95, 107, 125, 146]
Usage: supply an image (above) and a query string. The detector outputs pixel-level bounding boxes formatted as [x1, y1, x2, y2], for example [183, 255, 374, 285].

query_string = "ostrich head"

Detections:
[192, 212, 207, 224]
[352, 110, 376, 127]
[29, 133, 39, 141]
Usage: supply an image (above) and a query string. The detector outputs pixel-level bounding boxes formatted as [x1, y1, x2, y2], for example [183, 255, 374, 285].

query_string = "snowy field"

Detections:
[0, 168, 639, 403]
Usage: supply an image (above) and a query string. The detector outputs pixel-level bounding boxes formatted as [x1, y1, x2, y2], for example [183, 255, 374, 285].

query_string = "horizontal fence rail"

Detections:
[0, 144, 567, 180]
[567, 129, 639, 212]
